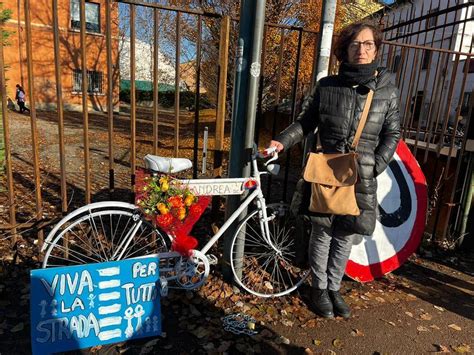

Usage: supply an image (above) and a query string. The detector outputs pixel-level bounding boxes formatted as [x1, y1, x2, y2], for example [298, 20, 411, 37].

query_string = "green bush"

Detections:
[119, 89, 215, 111]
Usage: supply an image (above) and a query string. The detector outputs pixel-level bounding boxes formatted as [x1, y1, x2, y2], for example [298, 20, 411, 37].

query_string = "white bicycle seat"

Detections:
[144, 154, 192, 173]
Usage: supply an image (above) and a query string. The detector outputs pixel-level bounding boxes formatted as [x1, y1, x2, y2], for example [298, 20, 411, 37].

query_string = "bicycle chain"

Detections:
[221, 313, 258, 336]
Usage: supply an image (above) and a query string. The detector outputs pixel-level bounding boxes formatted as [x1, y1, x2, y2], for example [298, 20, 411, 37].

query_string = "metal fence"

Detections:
[0, 0, 318, 247]
[378, 0, 474, 243]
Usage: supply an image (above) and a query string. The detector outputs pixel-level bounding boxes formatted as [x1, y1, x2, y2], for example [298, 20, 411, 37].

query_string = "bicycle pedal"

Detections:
[206, 254, 218, 265]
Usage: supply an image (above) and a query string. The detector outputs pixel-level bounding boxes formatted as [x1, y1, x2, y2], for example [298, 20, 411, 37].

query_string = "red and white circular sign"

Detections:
[346, 140, 427, 282]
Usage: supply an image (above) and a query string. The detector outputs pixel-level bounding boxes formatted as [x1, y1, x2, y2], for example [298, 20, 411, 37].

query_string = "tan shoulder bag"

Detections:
[303, 90, 374, 216]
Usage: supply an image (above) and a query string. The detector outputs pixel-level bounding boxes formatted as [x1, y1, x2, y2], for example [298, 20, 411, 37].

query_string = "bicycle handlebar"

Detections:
[256, 147, 280, 175]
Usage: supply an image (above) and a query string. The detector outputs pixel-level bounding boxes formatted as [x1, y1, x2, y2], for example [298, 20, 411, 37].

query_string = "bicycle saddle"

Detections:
[144, 154, 192, 173]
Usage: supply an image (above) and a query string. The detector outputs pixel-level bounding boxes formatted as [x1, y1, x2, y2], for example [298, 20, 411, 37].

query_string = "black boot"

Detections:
[329, 290, 351, 318]
[310, 288, 334, 318]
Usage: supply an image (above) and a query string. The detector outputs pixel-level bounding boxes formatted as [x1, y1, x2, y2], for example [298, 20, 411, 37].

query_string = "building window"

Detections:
[73, 69, 103, 94]
[421, 50, 431, 70]
[70, 0, 100, 34]
[427, 8, 438, 28]
[392, 54, 401, 73]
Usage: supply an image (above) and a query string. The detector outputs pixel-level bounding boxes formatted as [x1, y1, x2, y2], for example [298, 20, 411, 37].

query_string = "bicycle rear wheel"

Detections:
[42, 202, 170, 268]
[230, 203, 310, 297]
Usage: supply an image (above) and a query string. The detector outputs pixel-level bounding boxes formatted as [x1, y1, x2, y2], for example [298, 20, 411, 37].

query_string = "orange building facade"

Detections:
[2, 0, 119, 111]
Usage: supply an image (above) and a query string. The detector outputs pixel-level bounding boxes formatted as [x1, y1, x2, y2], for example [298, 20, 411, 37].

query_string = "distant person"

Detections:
[15, 84, 30, 113]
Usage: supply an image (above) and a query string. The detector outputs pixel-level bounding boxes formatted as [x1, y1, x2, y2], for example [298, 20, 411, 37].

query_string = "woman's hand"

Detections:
[268, 140, 284, 153]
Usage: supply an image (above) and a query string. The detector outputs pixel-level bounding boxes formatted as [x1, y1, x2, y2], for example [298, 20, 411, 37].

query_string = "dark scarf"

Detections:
[339, 61, 378, 86]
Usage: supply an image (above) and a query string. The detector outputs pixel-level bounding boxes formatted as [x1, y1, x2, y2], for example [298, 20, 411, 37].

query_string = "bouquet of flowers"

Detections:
[135, 169, 211, 255]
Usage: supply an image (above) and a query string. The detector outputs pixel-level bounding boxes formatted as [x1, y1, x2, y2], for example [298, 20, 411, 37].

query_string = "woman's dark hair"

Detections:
[334, 22, 383, 62]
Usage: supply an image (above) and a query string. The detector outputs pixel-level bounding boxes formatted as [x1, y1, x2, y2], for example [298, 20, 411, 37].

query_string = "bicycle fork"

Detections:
[255, 195, 282, 256]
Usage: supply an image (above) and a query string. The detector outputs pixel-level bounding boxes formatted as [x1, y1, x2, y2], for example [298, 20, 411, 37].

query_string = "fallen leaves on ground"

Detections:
[332, 338, 343, 349]
[351, 329, 365, 337]
[433, 344, 450, 353]
[451, 344, 471, 353]
[420, 313, 433, 321]
[448, 324, 462, 331]
[381, 319, 397, 326]
[416, 325, 429, 332]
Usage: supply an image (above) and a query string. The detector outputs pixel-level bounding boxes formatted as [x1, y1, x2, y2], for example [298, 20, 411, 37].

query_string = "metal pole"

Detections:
[52, 0, 67, 213]
[174, 12, 181, 158]
[106, 0, 115, 192]
[153, 8, 160, 156]
[224, 0, 266, 282]
[312, 0, 337, 84]
[0, 24, 17, 241]
[24, 0, 44, 245]
[130, 5, 136, 185]
[202, 126, 208, 175]
[193, 15, 202, 178]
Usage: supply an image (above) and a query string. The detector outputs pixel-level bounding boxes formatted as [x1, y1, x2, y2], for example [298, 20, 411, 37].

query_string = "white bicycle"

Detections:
[41, 146, 310, 297]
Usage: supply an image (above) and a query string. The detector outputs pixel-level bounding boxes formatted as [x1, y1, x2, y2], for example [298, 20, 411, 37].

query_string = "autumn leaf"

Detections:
[433, 344, 450, 353]
[351, 329, 365, 337]
[381, 319, 396, 326]
[448, 324, 462, 331]
[332, 338, 343, 349]
[420, 313, 433, 321]
[452, 344, 471, 353]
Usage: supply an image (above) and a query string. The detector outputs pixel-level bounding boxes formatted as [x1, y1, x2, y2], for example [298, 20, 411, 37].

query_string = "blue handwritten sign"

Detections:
[30, 256, 162, 354]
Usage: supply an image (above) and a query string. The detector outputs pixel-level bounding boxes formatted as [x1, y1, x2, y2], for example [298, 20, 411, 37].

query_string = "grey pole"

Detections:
[312, 0, 337, 85]
[223, 0, 266, 282]
[305, 0, 337, 165]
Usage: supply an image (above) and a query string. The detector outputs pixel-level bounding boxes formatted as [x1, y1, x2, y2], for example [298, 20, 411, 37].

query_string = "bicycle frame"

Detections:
[175, 151, 277, 256]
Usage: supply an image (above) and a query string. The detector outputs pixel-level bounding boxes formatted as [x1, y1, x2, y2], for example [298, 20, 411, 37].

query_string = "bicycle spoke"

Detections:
[43, 207, 170, 268]
[230, 204, 310, 297]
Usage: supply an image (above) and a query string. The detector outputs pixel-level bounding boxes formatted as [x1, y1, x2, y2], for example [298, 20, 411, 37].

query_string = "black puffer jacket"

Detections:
[276, 68, 401, 236]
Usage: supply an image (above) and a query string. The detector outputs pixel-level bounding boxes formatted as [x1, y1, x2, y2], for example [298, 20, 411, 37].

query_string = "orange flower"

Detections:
[168, 195, 184, 208]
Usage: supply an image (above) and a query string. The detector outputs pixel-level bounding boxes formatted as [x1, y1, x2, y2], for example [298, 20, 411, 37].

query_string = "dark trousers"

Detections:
[309, 221, 357, 291]
[18, 101, 30, 113]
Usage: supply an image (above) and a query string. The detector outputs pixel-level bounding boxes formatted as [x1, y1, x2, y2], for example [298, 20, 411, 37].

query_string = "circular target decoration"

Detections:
[346, 140, 427, 282]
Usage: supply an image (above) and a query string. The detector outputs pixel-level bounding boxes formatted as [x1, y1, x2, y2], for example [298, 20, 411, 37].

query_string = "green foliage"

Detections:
[119, 89, 215, 110]
[1, 4, 12, 44]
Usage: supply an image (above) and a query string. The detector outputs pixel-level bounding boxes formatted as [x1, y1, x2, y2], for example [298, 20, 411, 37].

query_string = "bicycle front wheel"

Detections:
[42, 203, 170, 268]
[230, 203, 310, 297]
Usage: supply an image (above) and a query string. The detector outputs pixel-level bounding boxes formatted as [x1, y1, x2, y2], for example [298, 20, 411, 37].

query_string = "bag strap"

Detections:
[351, 89, 374, 150]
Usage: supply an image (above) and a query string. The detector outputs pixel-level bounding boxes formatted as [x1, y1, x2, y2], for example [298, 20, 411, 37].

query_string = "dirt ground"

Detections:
[0, 109, 473, 354]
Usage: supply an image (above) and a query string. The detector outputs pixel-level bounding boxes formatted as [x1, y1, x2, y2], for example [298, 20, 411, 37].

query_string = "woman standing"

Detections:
[268, 22, 400, 318]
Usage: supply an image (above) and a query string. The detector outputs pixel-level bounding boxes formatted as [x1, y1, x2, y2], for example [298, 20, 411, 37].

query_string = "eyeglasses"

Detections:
[349, 40, 376, 51]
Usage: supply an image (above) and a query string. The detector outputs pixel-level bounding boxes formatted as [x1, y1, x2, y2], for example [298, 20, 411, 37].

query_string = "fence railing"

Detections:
[0, 0, 318, 247]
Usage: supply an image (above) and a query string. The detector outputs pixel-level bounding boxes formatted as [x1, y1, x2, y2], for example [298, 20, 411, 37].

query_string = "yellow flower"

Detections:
[161, 181, 169, 192]
[156, 203, 169, 215]
[184, 194, 195, 207]
[177, 207, 186, 220]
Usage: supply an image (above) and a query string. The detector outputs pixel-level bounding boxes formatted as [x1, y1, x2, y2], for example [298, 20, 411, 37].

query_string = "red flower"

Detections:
[168, 195, 184, 208]
[156, 213, 174, 228]
[189, 203, 202, 216]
